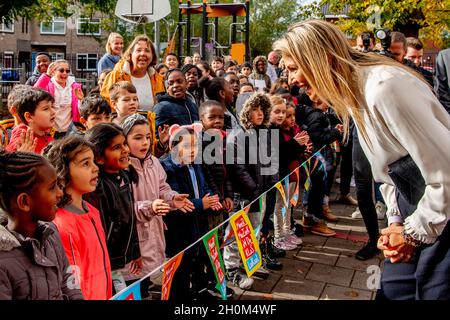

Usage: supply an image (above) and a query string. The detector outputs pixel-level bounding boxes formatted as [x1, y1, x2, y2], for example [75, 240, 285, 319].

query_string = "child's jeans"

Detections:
[274, 182, 296, 239]
[223, 193, 261, 271]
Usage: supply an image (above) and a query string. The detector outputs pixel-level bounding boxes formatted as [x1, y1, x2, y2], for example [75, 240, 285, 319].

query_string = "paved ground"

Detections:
[233, 187, 388, 301]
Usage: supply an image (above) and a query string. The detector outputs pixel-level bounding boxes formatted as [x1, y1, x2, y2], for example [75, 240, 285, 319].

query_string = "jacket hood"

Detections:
[0, 224, 21, 252]
[253, 56, 268, 73]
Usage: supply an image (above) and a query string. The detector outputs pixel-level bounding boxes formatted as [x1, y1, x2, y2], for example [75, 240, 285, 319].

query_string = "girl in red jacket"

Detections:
[43, 136, 112, 300]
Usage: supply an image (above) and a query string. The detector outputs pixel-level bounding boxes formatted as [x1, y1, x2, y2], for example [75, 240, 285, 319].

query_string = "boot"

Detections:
[322, 205, 338, 222]
[261, 239, 283, 271]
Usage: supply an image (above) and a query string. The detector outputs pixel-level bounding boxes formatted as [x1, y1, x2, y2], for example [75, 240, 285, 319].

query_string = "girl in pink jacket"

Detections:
[34, 59, 83, 137]
[121, 114, 195, 275]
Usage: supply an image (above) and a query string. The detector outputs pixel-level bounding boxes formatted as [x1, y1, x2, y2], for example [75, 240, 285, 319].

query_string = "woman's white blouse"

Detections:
[354, 65, 450, 244]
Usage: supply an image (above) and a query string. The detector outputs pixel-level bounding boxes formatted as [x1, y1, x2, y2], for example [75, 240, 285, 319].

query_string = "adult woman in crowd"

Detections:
[34, 60, 83, 138]
[97, 33, 124, 75]
[101, 34, 165, 111]
[274, 19, 450, 300]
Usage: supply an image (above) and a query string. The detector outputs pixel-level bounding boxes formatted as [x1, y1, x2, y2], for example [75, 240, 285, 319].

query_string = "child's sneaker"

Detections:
[226, 268, 254, 290]
[285, 233, 303, 246]
[274, 237, 297, 251]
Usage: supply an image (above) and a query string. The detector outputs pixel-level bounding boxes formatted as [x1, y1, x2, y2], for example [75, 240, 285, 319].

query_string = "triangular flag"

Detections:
[243, 204, 251, 215]
[161, 252, 184, 300]
[290, 168, 300, 206]
[221, 223, 235, 249]
[111, 280, 142, 300]
[275, 181, 288, 216]
[203, 229, 227, 300]
[258, 193, 267, 222]
[229, 210, 262, 277]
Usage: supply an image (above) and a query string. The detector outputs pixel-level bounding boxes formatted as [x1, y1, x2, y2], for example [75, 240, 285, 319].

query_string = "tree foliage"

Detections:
[322, 0, 450, 46]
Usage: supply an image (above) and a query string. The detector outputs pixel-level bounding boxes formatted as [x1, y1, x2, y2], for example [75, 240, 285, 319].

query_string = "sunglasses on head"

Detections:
[58, 68, 70, 73]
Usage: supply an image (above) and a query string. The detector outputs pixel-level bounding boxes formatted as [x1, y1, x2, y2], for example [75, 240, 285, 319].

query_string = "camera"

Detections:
[361, 32, 372, 53]
[375, 29, 392, 57]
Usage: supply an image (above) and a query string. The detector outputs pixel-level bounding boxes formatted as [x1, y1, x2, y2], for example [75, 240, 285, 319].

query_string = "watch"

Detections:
[401, 230, 423, 248]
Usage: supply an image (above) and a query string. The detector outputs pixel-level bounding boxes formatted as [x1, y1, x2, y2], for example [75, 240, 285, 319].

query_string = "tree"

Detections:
[322, 0, 450, 46]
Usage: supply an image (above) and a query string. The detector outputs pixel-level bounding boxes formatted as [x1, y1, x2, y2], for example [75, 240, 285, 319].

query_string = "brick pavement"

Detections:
[234, 192, 387, 301]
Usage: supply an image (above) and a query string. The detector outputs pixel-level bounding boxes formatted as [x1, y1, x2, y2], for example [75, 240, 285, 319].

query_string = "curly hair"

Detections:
[239, 92, 272, 130]
[43, 136, 95, 207]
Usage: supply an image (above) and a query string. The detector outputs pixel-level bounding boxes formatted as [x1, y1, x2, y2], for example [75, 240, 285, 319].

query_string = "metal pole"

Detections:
[202, 0, 208, 59]
[186, 0, 191, 57]
[231, 14, 237, 44]
[214, 0, 219, 56]
[154, 21, 160, 61]
[245, 0, 250, 62]
[178, 0, 183, 58]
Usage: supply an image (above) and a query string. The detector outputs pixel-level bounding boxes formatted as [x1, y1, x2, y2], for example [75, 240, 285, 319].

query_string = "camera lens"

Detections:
[376, 30, 386, 40]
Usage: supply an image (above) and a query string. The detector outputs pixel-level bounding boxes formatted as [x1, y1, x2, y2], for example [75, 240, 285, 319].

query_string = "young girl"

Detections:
[34, 59, 84, 138]
[199, 76, 240, 130]
[84, 123, 142, 294]
[43, 136, 112, 300]
[160, 123, 222, 301]
[0, 151, 83, 300]
[269, 95, 309, 251]
[120, 114, 195, 275]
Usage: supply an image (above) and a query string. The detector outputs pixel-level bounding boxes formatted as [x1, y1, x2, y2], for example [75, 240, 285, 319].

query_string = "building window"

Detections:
[76, 53, 97, 71]
[49, 52, 65, 61]
[77, 18, 101, 36]
[40, 17, 65, 35]
[0, 19, 14, 33]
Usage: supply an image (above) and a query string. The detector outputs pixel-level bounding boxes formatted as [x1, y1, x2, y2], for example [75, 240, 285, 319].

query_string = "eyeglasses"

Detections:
[58, 68, 70, 73]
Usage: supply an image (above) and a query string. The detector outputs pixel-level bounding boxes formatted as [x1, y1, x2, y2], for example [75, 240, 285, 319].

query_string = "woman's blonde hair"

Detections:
[123, 35, 158, 68]
[273, 19, 425, 144]
[106, 32, 123, 54]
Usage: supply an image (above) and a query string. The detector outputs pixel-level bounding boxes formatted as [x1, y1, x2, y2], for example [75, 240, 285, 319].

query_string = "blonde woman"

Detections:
[274, 20, 450, 300]
[97, 32, 124, 75]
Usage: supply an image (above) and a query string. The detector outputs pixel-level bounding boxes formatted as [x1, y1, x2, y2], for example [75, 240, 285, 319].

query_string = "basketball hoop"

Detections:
[115, 0, 171, 24]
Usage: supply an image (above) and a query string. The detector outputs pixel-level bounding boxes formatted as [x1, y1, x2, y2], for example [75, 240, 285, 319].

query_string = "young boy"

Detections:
[109, 81, 139, 125]
[6, 87, 55, 154]
[239, 83, 255, 94]
[211, 56, 225, 76]
[7, 84, 30, 127]
[239, 62, 252, 77]
[66, 95, 112, 136]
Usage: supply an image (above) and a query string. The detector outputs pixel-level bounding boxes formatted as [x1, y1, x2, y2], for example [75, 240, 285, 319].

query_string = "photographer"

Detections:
[355, 31, 375, 53]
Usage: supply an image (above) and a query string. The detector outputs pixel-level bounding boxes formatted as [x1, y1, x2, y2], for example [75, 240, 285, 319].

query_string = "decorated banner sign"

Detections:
[290, 168, 300, 206]
[275, 181, 288, 218]
[161, 252, 184, 300]
[230, 210, 262, 277]
[111, 280, 142, 300]
[203, 229, 227, 300]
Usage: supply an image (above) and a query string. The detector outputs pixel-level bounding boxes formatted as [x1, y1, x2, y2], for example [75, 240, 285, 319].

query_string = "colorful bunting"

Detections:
[259, 193, 267, 221]
[161, 252, 184, 300]
[230, 210, 262, 277]
[290, 168, 300, 206]
[111, 280, 142, 300]
[275, 181, 288, 219]
[203, 229, 227, 300]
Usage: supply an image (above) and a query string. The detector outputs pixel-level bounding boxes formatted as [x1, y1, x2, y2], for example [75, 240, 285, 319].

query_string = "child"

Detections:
[224, 60, 238, 74]
[0, 151, 83, 300]
[7, 84, 30, 127]
[6, 87, 55, 154]
[296, 94, 342, 236]
[109, 81, 139, 125]
[211, 56, 224, 76]
[154, 69, 199, 130]
[224, 93, 280, 288]
[240, 82, 255, 94]
[66, 95, 112, 136]
[34, 60, 83, 137]
[120, 114, 195, 275]
[198, 76, 240, 130]
[239, 62, 252, 77]
[199, 101, 236, 298]
[160, 123, 222, 301]
[43, 136, 112, 300]
[181, 64, 205, 107]
[84, 123, 142, 294]
[269, 95, 310, 251]
[224, 72, 240, 113]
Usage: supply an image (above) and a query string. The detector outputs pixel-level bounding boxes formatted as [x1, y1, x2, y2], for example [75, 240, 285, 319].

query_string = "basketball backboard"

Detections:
[115, 0, 171, 24]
